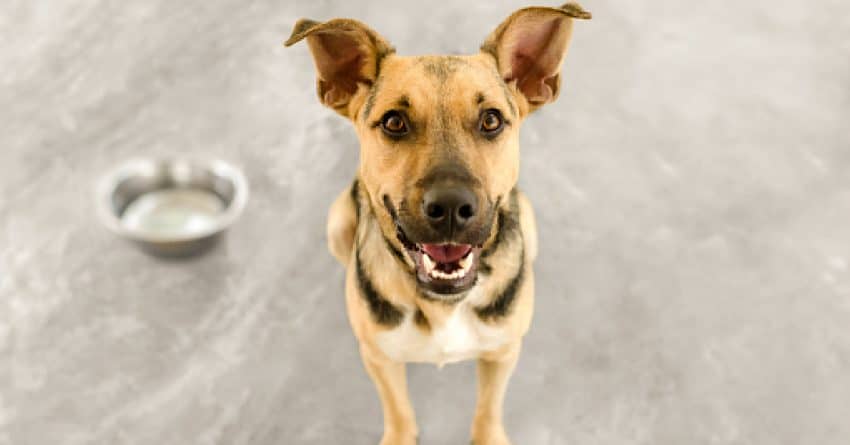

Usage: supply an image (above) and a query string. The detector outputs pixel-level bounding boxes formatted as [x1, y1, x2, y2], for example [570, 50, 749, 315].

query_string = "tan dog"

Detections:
[286, 3, 590, 444]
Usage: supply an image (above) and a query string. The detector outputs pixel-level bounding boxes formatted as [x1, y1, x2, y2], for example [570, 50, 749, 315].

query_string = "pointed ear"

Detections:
[285, 18, 394, 116]
[481, 3, 591, 112]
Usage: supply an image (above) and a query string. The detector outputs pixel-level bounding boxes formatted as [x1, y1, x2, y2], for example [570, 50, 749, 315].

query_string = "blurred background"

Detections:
[2, 1, 849, 444]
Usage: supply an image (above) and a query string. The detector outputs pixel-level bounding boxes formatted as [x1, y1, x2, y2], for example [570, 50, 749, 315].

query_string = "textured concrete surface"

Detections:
[2, 1, 850, 444]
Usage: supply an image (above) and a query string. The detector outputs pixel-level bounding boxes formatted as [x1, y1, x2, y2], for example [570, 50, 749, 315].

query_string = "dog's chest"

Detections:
[375, 298, 510, 366]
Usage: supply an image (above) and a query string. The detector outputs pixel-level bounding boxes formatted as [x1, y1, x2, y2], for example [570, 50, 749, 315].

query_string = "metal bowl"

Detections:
[97, 158, 248, 257]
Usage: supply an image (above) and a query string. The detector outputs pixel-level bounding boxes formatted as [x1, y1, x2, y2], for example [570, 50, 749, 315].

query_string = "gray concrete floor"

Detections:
[2, 1, 850, 444]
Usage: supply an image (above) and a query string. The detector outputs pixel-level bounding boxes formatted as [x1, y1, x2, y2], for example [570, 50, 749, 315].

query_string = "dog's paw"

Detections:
[470, 425, 511, 445]
[469, 436, 511, 445]
[379, 430, 418, 445]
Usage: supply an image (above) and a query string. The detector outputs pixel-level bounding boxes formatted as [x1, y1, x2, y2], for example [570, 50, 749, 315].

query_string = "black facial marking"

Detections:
[350, 179, 360, 222]
[481, 213, 507, 260]
[383, 234, 409, 266]
[356, 249, 404, 326]
[482, 192, 519, 259]
[382, 194, 398, 221]
[381, 194, 416, 269]
[476, 92, 486, 105]
[394, 221, 419, 253]
[413, 309, 430, 329]
[475, 250, 524, 320]
[362, 75, 383, 122]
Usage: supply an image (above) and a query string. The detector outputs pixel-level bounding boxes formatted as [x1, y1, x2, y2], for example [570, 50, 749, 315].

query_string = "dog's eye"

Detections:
[380, 111, 409, 137]
[479, 109, 504, 136]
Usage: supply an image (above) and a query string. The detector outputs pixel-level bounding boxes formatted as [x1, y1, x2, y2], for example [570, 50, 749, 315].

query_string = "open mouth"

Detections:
[397, 227, 480, 295]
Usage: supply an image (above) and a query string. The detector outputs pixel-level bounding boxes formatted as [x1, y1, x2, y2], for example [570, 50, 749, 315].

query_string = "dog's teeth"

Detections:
[423, 253, 436, 273]
[433, 267, 462, 281]
[425, 251, 474, 281]
[431, 269, 448, 279]
[459, 252, 474, 272]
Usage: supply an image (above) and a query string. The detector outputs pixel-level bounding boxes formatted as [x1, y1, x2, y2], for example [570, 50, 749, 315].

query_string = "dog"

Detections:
[286, 3, 590, 444]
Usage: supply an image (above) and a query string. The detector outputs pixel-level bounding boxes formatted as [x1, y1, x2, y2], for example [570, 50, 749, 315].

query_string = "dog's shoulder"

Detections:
[327, 179, 359, 266]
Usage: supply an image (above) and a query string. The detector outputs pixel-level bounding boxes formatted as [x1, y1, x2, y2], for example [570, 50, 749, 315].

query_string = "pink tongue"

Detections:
[422, 244, 472, 263]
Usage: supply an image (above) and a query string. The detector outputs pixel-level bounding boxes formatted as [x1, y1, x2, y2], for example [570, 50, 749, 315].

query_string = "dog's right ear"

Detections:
[285, 18, 394, 116]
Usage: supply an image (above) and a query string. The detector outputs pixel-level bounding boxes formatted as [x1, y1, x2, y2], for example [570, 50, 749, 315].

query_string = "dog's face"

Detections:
[287, 3, 590, 296]
[355, 54, 520, 295]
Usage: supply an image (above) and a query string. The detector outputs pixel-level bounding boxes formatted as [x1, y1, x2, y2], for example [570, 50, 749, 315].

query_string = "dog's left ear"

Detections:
[285, 18, 394, 116]
[481, 2, 591, 112]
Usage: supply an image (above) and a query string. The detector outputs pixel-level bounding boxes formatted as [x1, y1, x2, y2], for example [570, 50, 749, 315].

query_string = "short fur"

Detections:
[286, 4, 589, 444]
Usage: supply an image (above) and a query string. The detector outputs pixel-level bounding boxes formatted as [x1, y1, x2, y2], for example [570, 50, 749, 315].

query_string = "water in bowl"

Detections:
[121, 188, 225, 239]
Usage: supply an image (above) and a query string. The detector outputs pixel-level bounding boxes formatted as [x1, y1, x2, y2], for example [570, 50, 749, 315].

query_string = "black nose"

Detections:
[422, 185, 478, 233]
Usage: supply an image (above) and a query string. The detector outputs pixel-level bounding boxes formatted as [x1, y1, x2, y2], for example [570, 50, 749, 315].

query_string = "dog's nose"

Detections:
[422, 185, 477, 233]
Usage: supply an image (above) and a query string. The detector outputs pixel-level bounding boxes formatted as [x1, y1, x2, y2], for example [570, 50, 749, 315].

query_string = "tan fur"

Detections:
[327, 187, 357, 264]
[289, 4, 589, 444]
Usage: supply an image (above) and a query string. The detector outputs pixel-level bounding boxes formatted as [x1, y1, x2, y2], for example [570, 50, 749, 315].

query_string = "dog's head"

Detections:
[287, 4, 590, 296]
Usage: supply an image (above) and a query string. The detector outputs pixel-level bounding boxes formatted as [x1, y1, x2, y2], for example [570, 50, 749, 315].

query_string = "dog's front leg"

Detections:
[470, 342, 521, 445]
[360, 344, 418, 445]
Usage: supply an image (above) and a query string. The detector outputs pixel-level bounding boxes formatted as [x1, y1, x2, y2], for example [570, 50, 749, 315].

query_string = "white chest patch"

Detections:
[375, 290, 510, 367]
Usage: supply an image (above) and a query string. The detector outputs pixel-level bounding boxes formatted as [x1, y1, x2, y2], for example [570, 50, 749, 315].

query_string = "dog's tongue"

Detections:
[421, 244, 471, 263]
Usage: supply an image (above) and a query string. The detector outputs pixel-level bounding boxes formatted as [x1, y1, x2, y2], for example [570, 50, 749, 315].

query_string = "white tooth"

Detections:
[423, 253, 436, 272]
[429, 257, 475, 280]
[432, 270, 448, 279]
[459, 252, 474, 271]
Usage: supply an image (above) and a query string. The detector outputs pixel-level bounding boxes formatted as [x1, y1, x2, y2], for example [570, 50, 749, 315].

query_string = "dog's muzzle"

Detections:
[390, 188, 495, 296]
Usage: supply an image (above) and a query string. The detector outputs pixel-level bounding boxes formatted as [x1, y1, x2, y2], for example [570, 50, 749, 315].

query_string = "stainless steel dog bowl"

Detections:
[97, 158, 248, 257]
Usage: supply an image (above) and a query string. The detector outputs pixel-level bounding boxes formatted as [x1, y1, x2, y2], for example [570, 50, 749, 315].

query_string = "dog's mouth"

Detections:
[396, 226, 480, 295]
[411, 243, 480, 295]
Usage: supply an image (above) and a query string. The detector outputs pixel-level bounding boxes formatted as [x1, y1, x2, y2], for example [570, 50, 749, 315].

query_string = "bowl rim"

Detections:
[96, 157, 249, 244]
